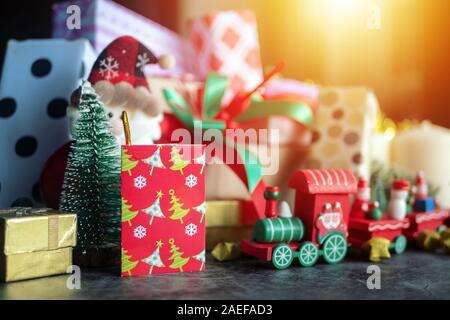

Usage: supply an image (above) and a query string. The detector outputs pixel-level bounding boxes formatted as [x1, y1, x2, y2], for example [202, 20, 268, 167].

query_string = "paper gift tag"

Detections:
[121, 144, 206, 276]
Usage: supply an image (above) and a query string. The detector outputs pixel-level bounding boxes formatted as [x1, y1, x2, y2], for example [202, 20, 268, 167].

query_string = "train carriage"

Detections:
[348, 217, 409, 254]
[241, 169, 357, 269]
[405, 206, 449, 242]
[404, 172, 449, 242]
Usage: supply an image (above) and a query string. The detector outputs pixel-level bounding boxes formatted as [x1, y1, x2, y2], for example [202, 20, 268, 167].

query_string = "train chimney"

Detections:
[264, 186, 280, 218]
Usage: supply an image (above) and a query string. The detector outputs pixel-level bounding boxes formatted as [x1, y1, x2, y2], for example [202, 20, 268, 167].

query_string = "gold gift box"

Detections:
[205, 201, 254, 249]
[0, 208, 77, 282]
[206, 201, 243, 227]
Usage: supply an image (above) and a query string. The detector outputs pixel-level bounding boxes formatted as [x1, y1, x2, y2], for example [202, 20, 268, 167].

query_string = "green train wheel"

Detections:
[272, 243, 293, 269]
[394, 235, 407, 254]
[298, 242, 319, 267]
[323, 233, 347, 264]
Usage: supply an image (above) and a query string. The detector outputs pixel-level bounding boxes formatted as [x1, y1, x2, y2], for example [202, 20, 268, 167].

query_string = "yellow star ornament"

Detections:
[362, 237, 391, 262]
[416, 231, 441, 251]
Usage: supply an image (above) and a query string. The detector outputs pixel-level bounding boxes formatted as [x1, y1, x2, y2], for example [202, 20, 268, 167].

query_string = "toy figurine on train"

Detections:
[347, 177, 411, 261]
[348, 171, 449, 261]
[241, 169, 450, 267]
[241, 169, 356, 269]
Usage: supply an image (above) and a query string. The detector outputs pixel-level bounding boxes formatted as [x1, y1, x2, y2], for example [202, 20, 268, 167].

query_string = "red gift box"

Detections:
[121, 144, 205, 276]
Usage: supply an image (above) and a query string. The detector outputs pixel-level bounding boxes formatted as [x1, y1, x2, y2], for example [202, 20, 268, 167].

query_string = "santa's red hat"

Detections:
[415, 171, 426, 186]
[357, 177, 369, 189]
[392, 179, 410, 191]
[87, 35, 175, 116]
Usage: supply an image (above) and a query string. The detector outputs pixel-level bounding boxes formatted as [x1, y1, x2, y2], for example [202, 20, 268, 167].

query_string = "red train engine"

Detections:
[241, 169, 357, 269]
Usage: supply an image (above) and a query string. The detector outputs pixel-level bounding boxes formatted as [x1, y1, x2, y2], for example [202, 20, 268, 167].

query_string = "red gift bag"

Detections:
[121, 113, 205, 276]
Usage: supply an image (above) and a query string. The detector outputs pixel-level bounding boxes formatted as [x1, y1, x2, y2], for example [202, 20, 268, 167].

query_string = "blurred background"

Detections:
[1, 0, 449, 127]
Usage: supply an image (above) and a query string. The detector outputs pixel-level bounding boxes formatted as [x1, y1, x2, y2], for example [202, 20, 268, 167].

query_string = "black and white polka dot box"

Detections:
[0, 39, 96, 208]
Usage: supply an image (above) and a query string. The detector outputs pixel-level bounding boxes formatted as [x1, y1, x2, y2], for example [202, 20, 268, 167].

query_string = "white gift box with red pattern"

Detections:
[189, 10, 263, 101]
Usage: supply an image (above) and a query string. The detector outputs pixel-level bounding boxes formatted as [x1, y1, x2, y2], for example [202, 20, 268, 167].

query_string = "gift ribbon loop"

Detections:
[163, 72, 315, 198]
[162, 89, 195, 128]
[237, 99, 314, 127]
[230, 139, 261, 193]
[203, 73, 229, 119]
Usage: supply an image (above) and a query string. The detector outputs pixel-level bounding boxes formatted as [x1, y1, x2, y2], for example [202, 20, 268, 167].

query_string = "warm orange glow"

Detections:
[123, 0, 450, 128]
[320, 0, 362, 16]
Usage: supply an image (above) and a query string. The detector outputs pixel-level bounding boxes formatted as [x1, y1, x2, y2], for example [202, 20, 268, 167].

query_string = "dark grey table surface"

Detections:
[1, 249, 449, 300]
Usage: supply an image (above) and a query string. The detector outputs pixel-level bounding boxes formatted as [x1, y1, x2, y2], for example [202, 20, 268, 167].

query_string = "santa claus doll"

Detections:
[72, 35, 175, 144]
[351, 177, 380, 220]
[387, 179, 410, 220]
[40, 36, 175, 208]
[413, 171, 428, 200]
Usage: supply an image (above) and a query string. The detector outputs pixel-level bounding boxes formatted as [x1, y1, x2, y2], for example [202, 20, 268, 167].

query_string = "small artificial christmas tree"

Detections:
[143, 190, 166, 225]
[122, 197, 138, 226]
[60, 80, 121, 249]
[168, 238, 190, 272]
[122, 148, 138, 176]
[122, 248, 138, 276]
[169, 146, 188, 174]
[142, 146, 166, 175]
[168, 189, 190, 223]
[142, 240, 166, 274]
[371, 178, 388, 213]
[193, 201, 206, 223]
[193, 249, 205, 271]
[370, 160, 440, 202]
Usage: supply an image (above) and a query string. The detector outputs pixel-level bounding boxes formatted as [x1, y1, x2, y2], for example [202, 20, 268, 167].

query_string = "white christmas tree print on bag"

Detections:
[193, 201, 206, 223]
[142, 145, 165, 175]
[143, 190, 166, 225]
[142, 240, 166, 274]
[193, 249, 205, 271]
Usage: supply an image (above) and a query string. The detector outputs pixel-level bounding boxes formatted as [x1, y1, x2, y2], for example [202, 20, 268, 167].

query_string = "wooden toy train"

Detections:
[241, 169, 450, 268]
[241, 169, 356, 269]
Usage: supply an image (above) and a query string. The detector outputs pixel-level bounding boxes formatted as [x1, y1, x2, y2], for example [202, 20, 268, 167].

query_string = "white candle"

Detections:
[391, 122, 450, 208]
[371, 133, 392, 165]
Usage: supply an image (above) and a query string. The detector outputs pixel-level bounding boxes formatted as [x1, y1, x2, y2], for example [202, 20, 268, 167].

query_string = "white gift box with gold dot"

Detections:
[306, 87, 379, 178]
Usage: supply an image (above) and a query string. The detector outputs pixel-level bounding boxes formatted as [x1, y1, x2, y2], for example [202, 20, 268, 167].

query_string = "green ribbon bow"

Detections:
[162, 73, 314, 193]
